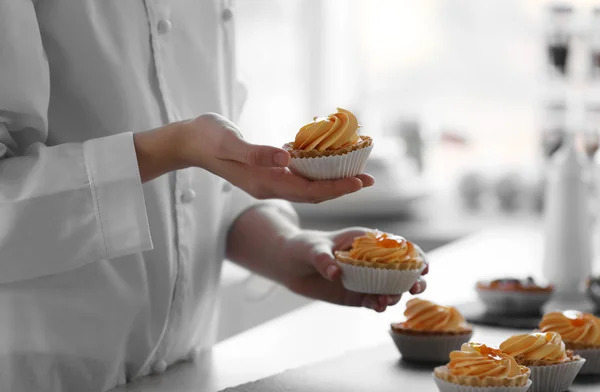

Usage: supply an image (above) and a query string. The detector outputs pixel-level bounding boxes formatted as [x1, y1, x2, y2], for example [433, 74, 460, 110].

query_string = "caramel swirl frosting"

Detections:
[293, 108, 360, 151]
[448, 343, 527, 379]
[539, 311, 600, 348]
[401, 298, 470, 332]
[500, 332, 568, 363]
[335, 231, 424, 270]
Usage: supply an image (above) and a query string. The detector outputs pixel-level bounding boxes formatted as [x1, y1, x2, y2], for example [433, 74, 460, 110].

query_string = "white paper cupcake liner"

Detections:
[336, 261, 425, 295]
[526, 358, 586, 392]
[432, 375, 532, 392]
[389, 330, 472, 363]
[289, 144, 373, 180]
[573, 348, 600, 375]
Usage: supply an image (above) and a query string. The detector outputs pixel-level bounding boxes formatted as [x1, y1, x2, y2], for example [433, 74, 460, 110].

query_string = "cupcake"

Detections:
[433, 342, 531, 392]
[475, 277, 553, 316]
[540, 310, 600, 375]
[283, 108, 373, 180]
[390, 298, 473, 363]
[499, 332, 585, 392]
[334, 231, 426, 295]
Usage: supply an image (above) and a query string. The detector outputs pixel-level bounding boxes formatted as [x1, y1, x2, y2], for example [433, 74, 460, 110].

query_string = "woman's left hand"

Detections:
[280, 228, 429, 312]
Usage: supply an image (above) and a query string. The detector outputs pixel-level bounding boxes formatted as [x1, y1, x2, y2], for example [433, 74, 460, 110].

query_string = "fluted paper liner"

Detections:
[573, 348, 600, 375]
[432, 375, 532, 392]
[389, 330, 472, 363]
[289, 144, 373, 181]
[336, 261, 425, 295]
[525, 358, 585, 392]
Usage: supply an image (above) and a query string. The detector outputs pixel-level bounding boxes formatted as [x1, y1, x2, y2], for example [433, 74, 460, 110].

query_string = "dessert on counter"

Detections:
[475, 277, 553, 315]
[390, 298, 473, 363]
[283, 108, 373, 180]
[500, 332, 585, 392]
[539, 310, 600, 375]
[432, 342, 532, 392]
[334, 231, 426, 295]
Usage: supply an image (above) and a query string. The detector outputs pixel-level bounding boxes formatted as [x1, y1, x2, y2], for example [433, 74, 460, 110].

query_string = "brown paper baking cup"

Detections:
[432, 375, 532, 392]
[288, 144, 373, 180]
[389, 330, 472, 363]
[336, 261, 425, 295]
[573, 348, 600, 375]
[526, 358, 586, 392]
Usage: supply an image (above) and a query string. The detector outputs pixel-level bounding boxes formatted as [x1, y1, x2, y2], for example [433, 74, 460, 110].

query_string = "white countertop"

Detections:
[112, 224, 593, 392]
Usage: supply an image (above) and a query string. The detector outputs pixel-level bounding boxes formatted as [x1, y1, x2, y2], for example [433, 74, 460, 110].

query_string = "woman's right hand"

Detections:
[144, 113, 374, 203]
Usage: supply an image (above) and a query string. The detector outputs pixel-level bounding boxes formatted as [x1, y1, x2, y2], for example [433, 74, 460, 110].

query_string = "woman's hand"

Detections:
[279, 228, 428, 312]
[178, 113, 374, 203]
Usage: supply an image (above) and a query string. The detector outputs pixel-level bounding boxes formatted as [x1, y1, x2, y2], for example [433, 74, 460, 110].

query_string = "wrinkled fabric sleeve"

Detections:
[0, 0, 152, 284]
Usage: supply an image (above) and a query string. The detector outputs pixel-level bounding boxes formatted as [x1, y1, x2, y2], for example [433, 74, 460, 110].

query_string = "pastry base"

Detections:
[565, 341, 600, 350]
[433, 366, 531, 388]
[513, 351, 577, 367]
[335, 251, 424, 271]
[389, 329, 472, 364]
[283, 136, 372, 158]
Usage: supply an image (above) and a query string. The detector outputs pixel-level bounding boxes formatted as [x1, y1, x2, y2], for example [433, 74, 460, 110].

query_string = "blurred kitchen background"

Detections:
[217, 0, 600, 341]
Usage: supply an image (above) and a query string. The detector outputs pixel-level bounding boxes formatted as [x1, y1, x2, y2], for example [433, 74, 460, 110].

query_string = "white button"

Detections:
[152, 359, 167, 374]
[222, 182, 233, 193]
[157, 19, 172, 35]
[222, 8, 233, 22]
[180, 189, 196, 204]
[187, 348, 200, 362]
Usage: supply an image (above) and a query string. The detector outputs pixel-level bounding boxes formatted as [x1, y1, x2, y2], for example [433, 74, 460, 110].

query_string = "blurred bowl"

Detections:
[586, 277, 600, 310]
[475, 278, 553, 316]
[476, 289, 553, 316]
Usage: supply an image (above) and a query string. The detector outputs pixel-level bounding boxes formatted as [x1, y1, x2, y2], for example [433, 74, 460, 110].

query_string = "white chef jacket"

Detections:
[0, 1, 295, 391]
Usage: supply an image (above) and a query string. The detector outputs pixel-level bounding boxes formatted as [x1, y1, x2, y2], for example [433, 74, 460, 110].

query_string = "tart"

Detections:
[283, 108, 373, 180]
[334, 231, 426, 295]
[432, 342, 531, 392]
[500, 332, 585, 392]
[475, 277, 553, 315]
[540, 310, 600, 375]
[390, 298, 473, 363]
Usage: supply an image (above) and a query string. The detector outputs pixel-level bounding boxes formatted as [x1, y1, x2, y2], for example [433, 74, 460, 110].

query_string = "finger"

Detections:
[223, 134, 290, 167]
[304, 177, 363, 202]
[387, 295, 402, 306]
[361, 295, 384, 312]
[409, 278, 427, 295]
[422, 264, 429, 275]
[311, 243, 340, 281]
[355, 173, 375, 187]
[378, 295, 389, 309]
[331, 227, 371, 251]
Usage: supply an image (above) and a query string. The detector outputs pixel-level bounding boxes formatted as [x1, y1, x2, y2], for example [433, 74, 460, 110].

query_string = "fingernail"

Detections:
[274, 152, 290, 167]
[325, 265, 338, 280]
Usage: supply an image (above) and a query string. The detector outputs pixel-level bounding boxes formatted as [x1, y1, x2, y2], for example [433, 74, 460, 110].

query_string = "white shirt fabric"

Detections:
[0, 1, 295, 391]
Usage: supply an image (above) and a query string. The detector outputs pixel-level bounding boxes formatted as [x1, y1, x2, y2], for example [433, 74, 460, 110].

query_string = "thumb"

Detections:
[331, 227, 370, 251]
[223, 131, 290, 167]
[311, 242, 340, 282]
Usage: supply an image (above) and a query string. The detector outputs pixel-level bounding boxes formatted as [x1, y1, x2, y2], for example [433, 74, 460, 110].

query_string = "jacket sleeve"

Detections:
[0, 0, 152, 284]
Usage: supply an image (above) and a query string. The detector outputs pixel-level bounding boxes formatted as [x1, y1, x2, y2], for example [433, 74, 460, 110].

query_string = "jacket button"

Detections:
[187, 348, 200, 362]
[152, 359, 168, 374]
[222, 8, 233, 22]
[157, 19, 172, 35]
[180, 189, 196, 204]
[222, 182, 233, 193]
